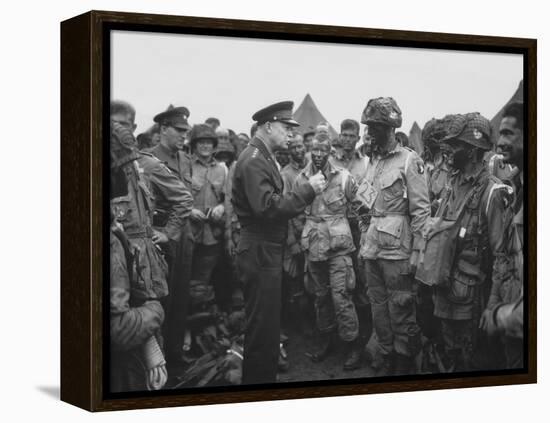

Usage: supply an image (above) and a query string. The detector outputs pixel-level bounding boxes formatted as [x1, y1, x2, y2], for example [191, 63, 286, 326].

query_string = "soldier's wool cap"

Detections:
[252, 101, 300, 126]
[361, 97, 402, 128]
[442, 112, 492, 150]
[189, 123, 218, 149]
[154, 106, 191, 129]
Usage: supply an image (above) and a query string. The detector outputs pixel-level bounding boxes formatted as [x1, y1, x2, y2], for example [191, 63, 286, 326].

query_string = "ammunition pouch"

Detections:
[374, 215, 404, 250]
[153, 209, 169, 228]
[447, 255, 484, 304]
[415, 217, 459, 287]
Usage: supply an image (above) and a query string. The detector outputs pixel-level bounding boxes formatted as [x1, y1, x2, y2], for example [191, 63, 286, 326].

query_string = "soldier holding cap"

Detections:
[232, 101, 326, 384]
[186, 124, 228, 298]
[358, 97, 430, 376]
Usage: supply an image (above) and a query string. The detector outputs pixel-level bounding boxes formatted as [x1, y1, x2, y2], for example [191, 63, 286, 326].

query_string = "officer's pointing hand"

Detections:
[308, 171, 327, 194]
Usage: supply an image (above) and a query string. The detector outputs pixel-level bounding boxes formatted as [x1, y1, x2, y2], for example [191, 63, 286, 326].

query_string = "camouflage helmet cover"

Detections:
[361, 97, 402, 128]
[422, 114, 462, 149]
[442, 112, 492, 150]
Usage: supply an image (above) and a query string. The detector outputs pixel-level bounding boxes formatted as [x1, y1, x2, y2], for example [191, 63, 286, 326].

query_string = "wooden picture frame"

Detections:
[60, 10, 536, 411]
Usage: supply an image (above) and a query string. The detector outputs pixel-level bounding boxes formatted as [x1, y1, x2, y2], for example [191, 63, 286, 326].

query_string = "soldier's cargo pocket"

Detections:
[328, 220, 354, 251]
[375, 217, 403, 250]
[380, 169, 404, 204]
[448, 259, 481, 304]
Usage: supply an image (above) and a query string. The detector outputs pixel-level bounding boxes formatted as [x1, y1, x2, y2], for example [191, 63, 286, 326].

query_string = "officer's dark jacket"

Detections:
[149, 143, 193, 187]
[232, 136, 315, 235]
[137, 152, 194, 242]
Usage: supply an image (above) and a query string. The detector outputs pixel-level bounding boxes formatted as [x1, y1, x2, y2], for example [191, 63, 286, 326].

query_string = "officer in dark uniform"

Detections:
[232, 101, 326, 385]
[149, 106, 193, 184]
[147, 105, 196, 365]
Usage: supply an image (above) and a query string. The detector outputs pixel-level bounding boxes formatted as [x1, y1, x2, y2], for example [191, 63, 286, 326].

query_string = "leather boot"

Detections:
[343, 338, 363, 370]
[308, 331, 334, 363]
[277, 343, 290, 372]
[365, 349, 395, 377]
[393, 353, 414, 376]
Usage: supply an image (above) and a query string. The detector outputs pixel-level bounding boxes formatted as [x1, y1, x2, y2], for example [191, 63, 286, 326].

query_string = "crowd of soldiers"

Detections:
[109, 95, 524, 392]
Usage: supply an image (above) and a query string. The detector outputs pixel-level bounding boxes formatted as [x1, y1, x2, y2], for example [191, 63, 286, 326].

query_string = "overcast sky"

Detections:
[111, 30, 523, 136]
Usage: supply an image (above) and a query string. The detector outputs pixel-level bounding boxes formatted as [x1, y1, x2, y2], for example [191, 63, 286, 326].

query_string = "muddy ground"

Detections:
[277, 329, 376, 383]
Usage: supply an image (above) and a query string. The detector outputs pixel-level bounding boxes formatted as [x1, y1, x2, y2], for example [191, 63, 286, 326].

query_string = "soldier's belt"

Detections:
[306, 214, 346, 223]
[240, 223, 286, 243]
[369, 210, 407, 217]
[125, 226, 154, 239]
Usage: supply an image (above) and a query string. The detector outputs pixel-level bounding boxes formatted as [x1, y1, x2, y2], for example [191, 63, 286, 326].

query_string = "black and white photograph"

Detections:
[107, 26, 527, 395]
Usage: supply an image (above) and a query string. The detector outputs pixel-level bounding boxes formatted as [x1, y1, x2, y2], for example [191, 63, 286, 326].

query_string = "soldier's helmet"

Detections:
[361, 97, 402, 128]
[189, 123, 219, 150]
[214, 137, 236, 159]
[442, 112, 492, 150]
[422, 114, 462, 150]
[110, 121, 139, 170]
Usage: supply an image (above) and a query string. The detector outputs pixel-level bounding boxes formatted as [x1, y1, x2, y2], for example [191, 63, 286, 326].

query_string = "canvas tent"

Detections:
[490, 80, 523, 143]
[408, 121, 423, 155]
[293, 93, 339, 139]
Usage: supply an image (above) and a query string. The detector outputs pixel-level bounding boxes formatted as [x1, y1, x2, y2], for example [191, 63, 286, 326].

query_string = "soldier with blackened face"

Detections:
[426, 113, 513, 372]
[294, 133, 367, 370]
[358, 97, 430, 376]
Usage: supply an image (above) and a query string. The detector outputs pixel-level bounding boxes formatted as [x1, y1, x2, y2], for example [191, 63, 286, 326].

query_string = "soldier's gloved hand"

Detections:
[308, 171, 327, 194]
[143, 336, 168, 391]
[190, 208, 207, 222]
[152, 230, 169, 245]
[210, 204, 225, 222]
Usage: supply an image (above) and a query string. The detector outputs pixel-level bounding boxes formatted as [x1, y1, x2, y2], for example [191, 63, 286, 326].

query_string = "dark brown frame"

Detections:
[61, 10, 537, 411]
